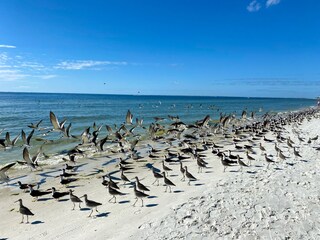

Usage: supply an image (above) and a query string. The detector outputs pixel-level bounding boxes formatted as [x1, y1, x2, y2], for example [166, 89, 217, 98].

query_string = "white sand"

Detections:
[1, 114, 320, 240]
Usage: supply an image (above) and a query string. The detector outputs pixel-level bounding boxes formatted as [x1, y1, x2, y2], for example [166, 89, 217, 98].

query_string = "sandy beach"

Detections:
[1, 109, 320, 240]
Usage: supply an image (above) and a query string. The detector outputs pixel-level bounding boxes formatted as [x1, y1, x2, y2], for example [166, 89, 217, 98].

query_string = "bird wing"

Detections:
[23, 147, 34, 164]
[126, 110, 133, 124]
[11, 134, 21, 146]
[0, 162, 16, 173]
[26, 130, 35, 145]
[50, 111, 61, 130]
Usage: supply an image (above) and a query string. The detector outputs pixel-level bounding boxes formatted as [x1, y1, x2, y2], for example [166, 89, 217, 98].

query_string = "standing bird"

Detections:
[133, 182, 149, 207]
[51, 187, 68, 201]
[293, 147, 302, 160]
[151, 168, 163, 186]
[15, 199, 34, 224]
[108, 184, 125, 203]
[180, 162, 186, 181]
[162, 161, 172, 175]
[81, 194, 102, 217]
[162, 172, 176, 193]
[69, 190, 82, 210]
[264, 153, 277, 169]
[259, 143, 266, 155]
[135, 176, 150, 192]
[237, 155, 248, 172]
[28, 185, 51, 201]
[184, 166, 197, 185]
[120, 170, 131, 187]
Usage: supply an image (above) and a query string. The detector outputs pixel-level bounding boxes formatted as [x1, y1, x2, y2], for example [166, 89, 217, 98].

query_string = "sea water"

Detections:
[0, 92, 315, 165]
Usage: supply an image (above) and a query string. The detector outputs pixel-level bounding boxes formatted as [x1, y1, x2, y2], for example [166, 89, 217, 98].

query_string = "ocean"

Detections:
[0, 92, 316, 165]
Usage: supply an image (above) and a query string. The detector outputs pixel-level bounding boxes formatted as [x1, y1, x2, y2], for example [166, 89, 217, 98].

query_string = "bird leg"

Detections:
[169, 186, 172, 193]
[95, 207, 99, 213]
[164, 185, 168, 193]
[78, 203, 81, 209]
[26, 215, 29, 224]
[108, 196, 115, 203]
[20, 214, 24, 224]
[141, 198, 144, 207]
[133, 197, 138, 207]
[88, 209, 93, 217]
[72, 202, 75, 210]
[181, 175, 185, 181]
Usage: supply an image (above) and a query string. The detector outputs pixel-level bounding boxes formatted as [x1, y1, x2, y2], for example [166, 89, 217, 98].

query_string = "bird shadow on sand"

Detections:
[173, 190, 184, 193]
[0, 238, 8, 240]
[274, 167, 283, 171]
[246, 171, 257, 174]
[102, 159, 118, 166]
[37, 197, 52, 202]
[145, 204, 158, 208]
[96, 212, 110, 218]
[204, 171, 214, 173]
[118, 200, 130, 204]
[31, 220, 44, 225]
[300, 159, 308, 162]
[147, 195, 157, 199]
[194, 183, 204, 186]
[57, 199, 69, 202]
[286, 162, 295, 166]
[80, 208, 90, 211]
[66, 185, 83, 189]
[229, 170, 238, 173]
[169, 174, 178, 177]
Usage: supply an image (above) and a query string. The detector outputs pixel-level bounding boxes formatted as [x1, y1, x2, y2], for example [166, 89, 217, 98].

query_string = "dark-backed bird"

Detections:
[28, 185, 51, 200]
[237, 155, 248, 172]
[51, 187, 68, 201]
[0, 162, 16, 184]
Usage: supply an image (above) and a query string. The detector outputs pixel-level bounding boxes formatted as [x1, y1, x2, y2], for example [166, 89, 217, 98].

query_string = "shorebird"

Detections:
[151, 168, 163, 186]
[17, 181, 35, 192]
[28, 119, 43, 129]
[220, 154, 235, 172]
[184, 166, 197, 185]
[264, 153, 277, 169]
[21, 129, 34, 146]
[69, 190, 82, 210]
[81, 194, 102, 217]
[293, 147, 302, 160]
[162, 161, 172, 174]
[51, 187, 68, 201]
[0, 162, 16, 184]
[179, 161, 186, 181]
[61, 169, 77, 178]
[237, 155, 248, 172]
[135, 176, 150, 192]
[126, 110, 133, 125]
[278, 150, 289, 161]
[60, 175, 77, 185]
[162, 172, 176, 193]
[246, 151, 255, 166]
[259, 143, 266, 155]
[196, 157, 207, 173]
[120, 170, 131, 186]
[28, 185, 51, 201]
[15, 199, 34, 224]
[108, 184, 125, 203]
[133, 182, 149, 207]
[22, 147, 38, 170]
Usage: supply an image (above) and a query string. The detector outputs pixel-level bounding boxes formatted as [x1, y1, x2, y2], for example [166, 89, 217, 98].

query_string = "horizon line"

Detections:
[0, 91, 317, 101]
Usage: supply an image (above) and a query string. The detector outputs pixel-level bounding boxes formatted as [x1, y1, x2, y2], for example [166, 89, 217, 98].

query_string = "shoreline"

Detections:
[0, 107, 319, 239]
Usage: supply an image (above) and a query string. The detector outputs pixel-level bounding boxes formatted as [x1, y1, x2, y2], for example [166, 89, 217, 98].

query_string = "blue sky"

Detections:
[0, 0, 319, 98]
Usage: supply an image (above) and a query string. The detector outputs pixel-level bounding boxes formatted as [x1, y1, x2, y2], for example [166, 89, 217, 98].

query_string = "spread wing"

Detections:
[50, 111, 60, 130]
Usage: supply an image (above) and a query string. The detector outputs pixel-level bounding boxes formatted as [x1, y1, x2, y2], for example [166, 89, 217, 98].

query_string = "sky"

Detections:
[0, 0, 319, 98]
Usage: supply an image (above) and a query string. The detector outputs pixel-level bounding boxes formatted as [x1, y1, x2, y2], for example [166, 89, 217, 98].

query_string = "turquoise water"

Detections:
[0, 92, 316, 164]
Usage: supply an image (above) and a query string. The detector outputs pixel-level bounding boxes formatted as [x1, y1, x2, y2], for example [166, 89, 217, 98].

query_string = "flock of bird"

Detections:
[1, 106, 320, 224]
